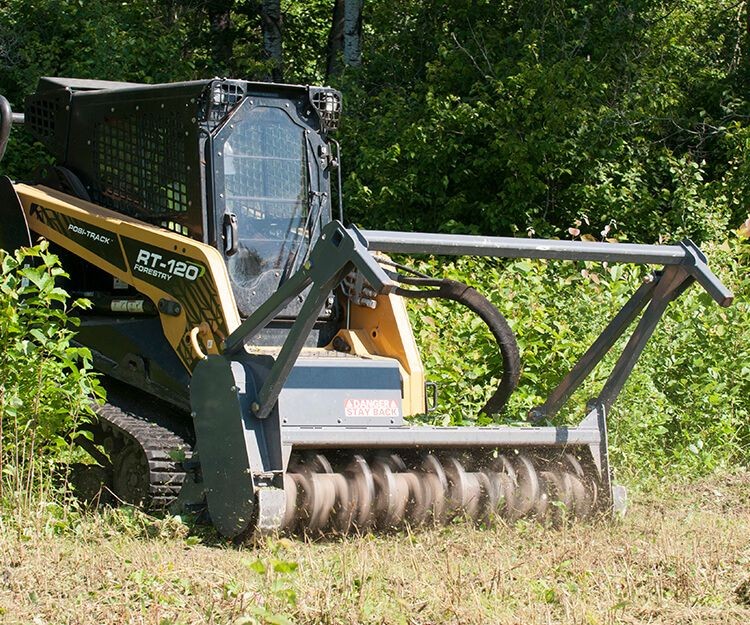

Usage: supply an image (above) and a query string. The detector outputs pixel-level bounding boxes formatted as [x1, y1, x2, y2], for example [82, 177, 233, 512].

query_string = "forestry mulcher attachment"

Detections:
[0, 78, 733, 538]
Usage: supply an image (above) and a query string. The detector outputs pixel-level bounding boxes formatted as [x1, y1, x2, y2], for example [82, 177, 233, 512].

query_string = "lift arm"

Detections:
[222, 220, 397, 421]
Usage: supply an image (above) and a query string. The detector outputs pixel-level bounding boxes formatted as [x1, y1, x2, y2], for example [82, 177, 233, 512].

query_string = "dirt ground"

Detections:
[2, 470, 750, 625]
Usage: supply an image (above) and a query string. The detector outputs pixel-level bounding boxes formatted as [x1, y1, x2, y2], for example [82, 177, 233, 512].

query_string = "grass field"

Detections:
[2, 470, 750, 625]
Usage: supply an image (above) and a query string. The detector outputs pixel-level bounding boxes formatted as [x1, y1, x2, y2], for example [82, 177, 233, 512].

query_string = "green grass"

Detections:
[2, 471, 750, 624]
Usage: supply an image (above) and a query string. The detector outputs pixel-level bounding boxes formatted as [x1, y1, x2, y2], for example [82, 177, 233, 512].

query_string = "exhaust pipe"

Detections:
[0, 96, 11, 162]
[0, 96, 23, 162]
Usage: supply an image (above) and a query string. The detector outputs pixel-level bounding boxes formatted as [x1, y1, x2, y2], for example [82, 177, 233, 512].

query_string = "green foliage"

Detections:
[342, 0, 750, 243]
[406, 233, 750, 481]
[611, 236, 750, 480]
[280, 0, 333, 83]
[2, 1, 748, 241]
[0, 243, 102, 504]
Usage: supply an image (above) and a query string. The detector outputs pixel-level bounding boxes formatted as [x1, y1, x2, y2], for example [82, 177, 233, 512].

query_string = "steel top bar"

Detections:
[362, 228, 733, 307]
[362, 230, 688, 265]
[283, 424, 600, 448]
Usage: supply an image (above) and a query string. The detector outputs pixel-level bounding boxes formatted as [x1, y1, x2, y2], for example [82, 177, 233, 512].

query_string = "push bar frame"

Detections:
[222, 221, 733, 440]
[361, 230, 733, 423]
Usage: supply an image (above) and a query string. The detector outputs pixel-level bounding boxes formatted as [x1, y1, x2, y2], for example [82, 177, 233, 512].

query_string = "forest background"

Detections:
[0, 0, 749, 486]
[2, 2, 750, 623]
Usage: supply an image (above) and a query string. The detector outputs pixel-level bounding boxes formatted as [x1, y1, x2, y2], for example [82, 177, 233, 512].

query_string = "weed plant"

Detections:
[0, 243, 102, 523]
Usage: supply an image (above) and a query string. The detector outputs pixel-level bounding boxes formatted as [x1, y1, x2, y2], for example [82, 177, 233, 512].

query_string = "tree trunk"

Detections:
[326, 0, 345, 79]
[343, 0, 363, 68]
[260, 0, 283, 82]
[206, 0, 235, 75]
[162, 0, 175, 26]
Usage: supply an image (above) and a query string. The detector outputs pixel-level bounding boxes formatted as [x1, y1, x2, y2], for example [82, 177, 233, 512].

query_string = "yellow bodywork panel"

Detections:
[15, 184, 241, 371]
[14, 184, 426, 413]
[336, 293, 426, 416]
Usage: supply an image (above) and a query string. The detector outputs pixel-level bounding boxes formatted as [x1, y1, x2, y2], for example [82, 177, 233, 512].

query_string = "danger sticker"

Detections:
[344, 398, 400, 418]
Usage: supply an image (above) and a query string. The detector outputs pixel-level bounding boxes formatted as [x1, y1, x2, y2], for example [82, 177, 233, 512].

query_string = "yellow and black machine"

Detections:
[0, 78, 733, 537]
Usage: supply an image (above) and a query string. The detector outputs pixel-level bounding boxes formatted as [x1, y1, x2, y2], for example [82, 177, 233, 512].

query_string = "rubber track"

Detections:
[94, 401, 192, 509]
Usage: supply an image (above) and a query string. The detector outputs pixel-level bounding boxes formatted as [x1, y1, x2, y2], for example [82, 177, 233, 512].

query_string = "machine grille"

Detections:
[26, 97, 58, 141]
[310, 89, 341, 132]
[198, 80, 245, 129]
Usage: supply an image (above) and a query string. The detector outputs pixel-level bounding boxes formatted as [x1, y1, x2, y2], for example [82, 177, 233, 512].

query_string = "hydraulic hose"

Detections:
[391, 269, 521, 415]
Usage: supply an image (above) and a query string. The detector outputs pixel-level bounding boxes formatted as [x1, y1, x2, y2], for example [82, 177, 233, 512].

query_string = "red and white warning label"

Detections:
[344, 398, 400, 418]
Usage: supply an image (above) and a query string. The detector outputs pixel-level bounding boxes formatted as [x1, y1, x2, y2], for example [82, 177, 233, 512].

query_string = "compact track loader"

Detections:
[0, 78, 733, 538]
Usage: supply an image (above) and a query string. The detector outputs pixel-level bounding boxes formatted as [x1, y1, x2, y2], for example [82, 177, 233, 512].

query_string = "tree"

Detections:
[260, 0, 283, 81]
[206, 0, 236, 75]
[343, 0, 363, 68]
[325, 0, 345, 79]
[326, 0, 363, 79]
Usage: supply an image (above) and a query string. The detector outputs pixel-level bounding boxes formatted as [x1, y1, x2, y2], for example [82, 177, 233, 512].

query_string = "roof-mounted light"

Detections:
[309, 88, 342, 132]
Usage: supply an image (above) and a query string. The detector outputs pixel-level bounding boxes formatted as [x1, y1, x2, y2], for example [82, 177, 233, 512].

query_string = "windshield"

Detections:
[219, 105, 314, 316]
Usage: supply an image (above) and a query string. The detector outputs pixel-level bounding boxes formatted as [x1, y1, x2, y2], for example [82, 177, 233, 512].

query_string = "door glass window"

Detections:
[220, 106, 310, 315]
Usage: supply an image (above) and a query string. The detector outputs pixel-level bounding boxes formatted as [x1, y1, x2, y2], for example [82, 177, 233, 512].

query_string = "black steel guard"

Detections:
[363, 229, 733, 423]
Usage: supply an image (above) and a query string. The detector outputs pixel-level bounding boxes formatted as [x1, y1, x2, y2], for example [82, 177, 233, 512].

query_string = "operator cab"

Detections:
[209, 86, 339, 317]
[23, 77, 343, 321]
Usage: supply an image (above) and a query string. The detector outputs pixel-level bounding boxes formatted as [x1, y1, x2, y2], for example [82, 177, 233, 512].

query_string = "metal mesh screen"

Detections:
[199, 80, 245, 129]
[26, 97, 58, 142]
[310, 89, 341, 132]
[93, 112, 189, 219]
[225, 107, 307, 213]
[220, 105, 311, 317]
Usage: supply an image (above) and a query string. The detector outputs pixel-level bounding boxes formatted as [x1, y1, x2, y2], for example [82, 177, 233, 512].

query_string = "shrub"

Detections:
[405, 234, 749, 483]
[0, 242, 102, 507]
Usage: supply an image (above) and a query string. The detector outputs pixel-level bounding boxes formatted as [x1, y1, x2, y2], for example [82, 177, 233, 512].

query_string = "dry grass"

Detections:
[2, 471, 750, 625]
